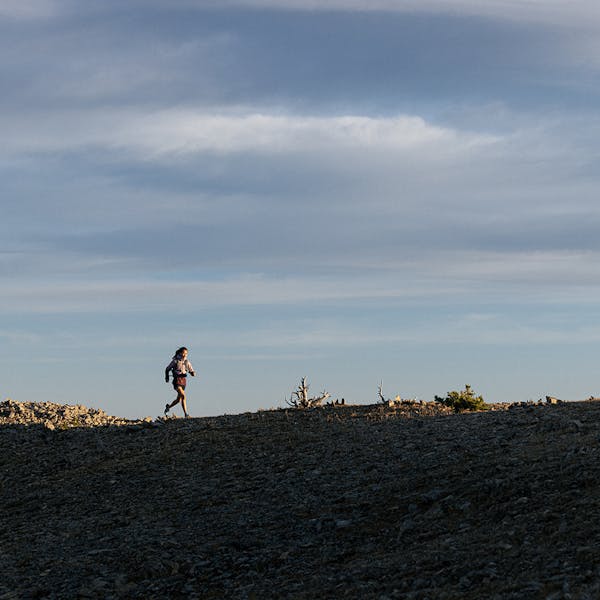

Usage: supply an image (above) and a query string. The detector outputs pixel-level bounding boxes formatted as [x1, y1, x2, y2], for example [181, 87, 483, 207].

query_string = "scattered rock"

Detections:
[2, 398, 600, 598]
[0, 399, 136, 428]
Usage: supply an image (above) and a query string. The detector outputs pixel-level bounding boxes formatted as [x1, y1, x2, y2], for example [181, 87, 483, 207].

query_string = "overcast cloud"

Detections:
[3, 1, 600, 416]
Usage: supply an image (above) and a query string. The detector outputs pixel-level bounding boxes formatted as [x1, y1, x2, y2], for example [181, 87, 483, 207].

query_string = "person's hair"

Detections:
[174, 346, 188, 357]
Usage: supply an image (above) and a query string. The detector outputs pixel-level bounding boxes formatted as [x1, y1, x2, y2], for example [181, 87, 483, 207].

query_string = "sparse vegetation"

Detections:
[286, 377, 330, 409]
[435, 384, 487, 412]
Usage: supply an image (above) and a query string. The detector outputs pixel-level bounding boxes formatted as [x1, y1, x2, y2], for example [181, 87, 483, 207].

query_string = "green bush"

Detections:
[435, 384, 487, 412]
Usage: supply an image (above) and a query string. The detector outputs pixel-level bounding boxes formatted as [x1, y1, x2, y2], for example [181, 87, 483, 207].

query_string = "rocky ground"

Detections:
[2, 398, 600, 599]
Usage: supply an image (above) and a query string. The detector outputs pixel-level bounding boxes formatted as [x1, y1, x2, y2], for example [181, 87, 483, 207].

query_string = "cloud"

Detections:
[0, 0, 59, 20]
[105, 0, 600, 29]
[0, 109, 495, 159]
[126, 112, 468, 155]
[6, 103, 600, 289]
[3, 3, 600, 326]
[204, 0, 600, 27]
[0, 274, 439, 314]
[5, 247, 600, 316]
[2, 2, 595, 122]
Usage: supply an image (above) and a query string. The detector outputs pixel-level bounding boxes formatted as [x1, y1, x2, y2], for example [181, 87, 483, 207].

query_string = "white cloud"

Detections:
[0, 108, 495, 159]
[5, 248, 600, 315]
[4, 103, 600, 291]
[207, 0, 600, 28]
[436, 250, 600, 288]
[0, 274, 440, 314]
[121, 111, 492, 156]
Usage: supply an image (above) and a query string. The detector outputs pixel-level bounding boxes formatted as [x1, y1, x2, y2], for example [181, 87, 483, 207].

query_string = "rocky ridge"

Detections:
[0, 399, 147, 430]
[2, 398, 600, 599]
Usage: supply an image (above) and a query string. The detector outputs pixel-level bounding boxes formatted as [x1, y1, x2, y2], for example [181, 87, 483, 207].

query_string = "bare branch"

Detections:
[378, 382, 386, 404]
[286, 378, 330, 409]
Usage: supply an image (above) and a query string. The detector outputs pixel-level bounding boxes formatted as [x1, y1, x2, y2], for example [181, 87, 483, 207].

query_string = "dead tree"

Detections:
[378, 383, 407, 407]
[286, 377, 330, 409]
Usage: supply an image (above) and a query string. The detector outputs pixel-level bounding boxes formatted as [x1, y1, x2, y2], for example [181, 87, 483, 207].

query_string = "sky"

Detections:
[3, 0, 600, 418]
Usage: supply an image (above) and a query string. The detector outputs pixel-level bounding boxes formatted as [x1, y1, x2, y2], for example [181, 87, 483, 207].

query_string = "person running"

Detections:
[164, 347, 196, 417]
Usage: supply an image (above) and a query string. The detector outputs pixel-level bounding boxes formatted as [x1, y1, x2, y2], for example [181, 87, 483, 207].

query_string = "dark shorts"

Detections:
[173, 375, 187, 390]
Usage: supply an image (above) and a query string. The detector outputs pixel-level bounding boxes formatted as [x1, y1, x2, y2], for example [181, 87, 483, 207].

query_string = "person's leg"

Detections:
[173, 386, 186, 413]
[179, 388, 189, 417]
[165, 386, 184, 414]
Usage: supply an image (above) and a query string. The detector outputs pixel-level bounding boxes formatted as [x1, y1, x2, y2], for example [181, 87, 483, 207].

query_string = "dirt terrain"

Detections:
[2, 398, 600, 599]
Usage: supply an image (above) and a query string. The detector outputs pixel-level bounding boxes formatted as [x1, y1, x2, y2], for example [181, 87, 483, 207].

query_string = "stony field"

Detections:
[2, 398, 600, 599]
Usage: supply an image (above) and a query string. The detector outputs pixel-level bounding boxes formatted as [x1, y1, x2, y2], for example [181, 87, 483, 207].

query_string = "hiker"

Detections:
[164, 347, 196, 417]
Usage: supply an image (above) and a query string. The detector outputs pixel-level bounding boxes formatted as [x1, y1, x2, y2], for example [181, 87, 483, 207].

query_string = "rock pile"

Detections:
[2, 398, 600, 598]
[0, 399, 143, 430]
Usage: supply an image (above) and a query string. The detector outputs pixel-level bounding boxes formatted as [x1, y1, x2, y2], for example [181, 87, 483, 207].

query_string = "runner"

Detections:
[164, 347, 196, 418]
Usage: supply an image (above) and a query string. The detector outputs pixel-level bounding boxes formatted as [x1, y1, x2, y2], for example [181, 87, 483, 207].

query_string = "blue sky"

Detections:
[3, 0, 600, 418]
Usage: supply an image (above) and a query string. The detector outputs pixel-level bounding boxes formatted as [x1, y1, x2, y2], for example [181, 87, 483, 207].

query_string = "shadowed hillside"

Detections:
[2, 399, 600, 599]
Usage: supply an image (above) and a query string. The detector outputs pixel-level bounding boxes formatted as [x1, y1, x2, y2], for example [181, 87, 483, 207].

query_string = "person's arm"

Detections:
[165, 360, 173, 382]
[187, 360, 196, 376]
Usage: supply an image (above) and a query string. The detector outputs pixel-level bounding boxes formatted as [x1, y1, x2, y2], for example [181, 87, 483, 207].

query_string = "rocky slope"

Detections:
[2, 398, 600, 599]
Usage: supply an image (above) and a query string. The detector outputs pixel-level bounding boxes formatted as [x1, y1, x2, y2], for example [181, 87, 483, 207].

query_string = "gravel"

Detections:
[2, 398, 600, 598]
